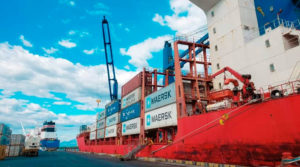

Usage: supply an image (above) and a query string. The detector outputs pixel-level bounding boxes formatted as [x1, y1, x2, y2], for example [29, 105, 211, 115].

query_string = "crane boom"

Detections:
[102, 16, 118, 101]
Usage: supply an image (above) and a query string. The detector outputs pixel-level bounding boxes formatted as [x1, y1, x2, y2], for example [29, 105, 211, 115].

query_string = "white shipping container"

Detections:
[90, 131, 96, 140]
[121, 87, 142, 109]
[90, 123, 96, 132]
[145, 103, 177, 130]
[122, 117, 140, 136]
[105, 125, 117, 138]
[96, 129, 105, 139]
[105, 112, 120, 127]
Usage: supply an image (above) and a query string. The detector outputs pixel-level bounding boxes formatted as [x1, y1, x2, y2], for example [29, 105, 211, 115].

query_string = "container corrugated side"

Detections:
[145, 83, 176, 112]
[105, 100, 120, 117]
[90, 131, 96, 140]
[90, 123, 96, 132]
[145, 103, 177, 130]
[120, 102, 141, 122]
[97, 109, 106, 121]
[121, 72, 142, 97]
[97, 119, 105, 129]
[96, 129, 105, 139]
[121, 87, 142, 109]
[105, 125, 117, 138]
[122, 117, 140, 136]
[105, 112, 120, 127]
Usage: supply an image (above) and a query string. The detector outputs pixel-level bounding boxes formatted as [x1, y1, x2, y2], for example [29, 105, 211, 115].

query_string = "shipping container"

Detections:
[122, 117, 140, 136]
[9, 134, 25, 145]
[8, 145, 23, 157]
[145, 83, 176, 112]
[106, 112, 120, 127]
[89, 123, 96, 132]
[97, 109, 106, 121]
[120, 102, 141, 122]
[0, 135, 10, 145]
[145, 103, 177, 130]
[96, 129, 105, 139]
[90, 131, 96, 140]
[97, 119, 105, 129]
[121, 87, 142, 109]
[80, 125, 87, 133]
[105, 100, 120, 117]
[0, 123, 12, 136]
[121, 72, 142, 97]
[105, 125, 117, 138]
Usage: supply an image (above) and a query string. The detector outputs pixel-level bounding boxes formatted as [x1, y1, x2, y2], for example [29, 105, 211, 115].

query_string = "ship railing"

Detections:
[257, 79, 300, 100]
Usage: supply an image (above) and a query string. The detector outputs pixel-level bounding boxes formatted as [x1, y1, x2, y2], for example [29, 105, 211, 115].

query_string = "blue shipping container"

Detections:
[145, 83, 176, 112]
[120, 102, 141, 122]
[106, 100, 120, 117]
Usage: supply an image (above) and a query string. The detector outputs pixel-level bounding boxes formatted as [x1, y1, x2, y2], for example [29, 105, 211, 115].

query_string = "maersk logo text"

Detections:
[151, 111, 172, 122]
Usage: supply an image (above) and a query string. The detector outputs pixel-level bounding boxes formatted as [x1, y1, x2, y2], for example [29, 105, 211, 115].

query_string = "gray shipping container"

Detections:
[8, 145, 23, 157]
[97, 119, 105, 129]
[10, 134, 25, 145]
[145, 83, 176, 112]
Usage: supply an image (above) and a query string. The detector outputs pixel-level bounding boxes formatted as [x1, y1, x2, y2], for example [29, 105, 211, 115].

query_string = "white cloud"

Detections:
[42, 47, 58, 54]
[53, 101, 71, 105]
[0, 42, 137, 110]
[153, 14, 165, 26]
[19, 35, 33, 47]
[120, 48, 126, 55]
[79, 31, 89, 38]
[58, 39, 76, 48]
[124, 28, 130, 32]
[152, 0, 206, 34]
[124, 65, 130, 70]
[83, 49, 95, 55]
[68, 30, 76, 35]
[83, 49, 94, 55]
[120, 35, 172, 69]
[0, 97, 95, 141]
[69, 1, 75, 6]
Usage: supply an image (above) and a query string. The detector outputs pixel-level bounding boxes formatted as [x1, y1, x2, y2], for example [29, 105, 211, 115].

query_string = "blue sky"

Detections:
[0, 0, 206, 141]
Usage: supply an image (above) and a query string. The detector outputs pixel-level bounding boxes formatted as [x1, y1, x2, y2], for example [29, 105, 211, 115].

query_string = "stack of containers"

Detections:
[105, 100, 120, 138]
[96, 109, 106, 139]
[120, 73, 143, 137]
[0, 123, 11, 146]
[6, 134, 25, 157]
[0, 123, 11, 160]
[89, 123, 96, 140]
[144, 83, 178, 130]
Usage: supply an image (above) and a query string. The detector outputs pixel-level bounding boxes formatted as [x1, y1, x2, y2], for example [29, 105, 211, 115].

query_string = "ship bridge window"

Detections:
[213, 27, 216, 34]
[217, 63, 220, 70]
[215, 45, 218, 51]
[270, 63, 275, 72]
[211, 11, 215, 17]
[265, 40, 271, 48]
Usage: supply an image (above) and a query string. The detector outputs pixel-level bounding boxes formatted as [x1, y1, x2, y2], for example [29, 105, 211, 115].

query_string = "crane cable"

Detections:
[151, 99, 260, 154]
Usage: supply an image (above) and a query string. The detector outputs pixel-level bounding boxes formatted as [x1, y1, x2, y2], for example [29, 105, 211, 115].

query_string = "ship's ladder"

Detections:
[151, 99, 260, 154]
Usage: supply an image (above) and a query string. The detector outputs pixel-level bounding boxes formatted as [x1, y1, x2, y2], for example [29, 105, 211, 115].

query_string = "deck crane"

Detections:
[211, 66, 256, 103]
[102, 16, 118, 101]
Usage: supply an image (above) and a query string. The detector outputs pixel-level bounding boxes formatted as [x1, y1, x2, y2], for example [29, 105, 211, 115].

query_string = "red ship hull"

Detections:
[77, 95, 300, 166]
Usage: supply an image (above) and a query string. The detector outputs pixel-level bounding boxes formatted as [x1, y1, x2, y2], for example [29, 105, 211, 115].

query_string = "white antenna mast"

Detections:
[20, 121, 26, 136]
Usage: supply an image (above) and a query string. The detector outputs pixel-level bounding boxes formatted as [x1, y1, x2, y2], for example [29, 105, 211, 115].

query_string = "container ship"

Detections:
[40, 121, 60, 151]
[77, 0, 300, 166]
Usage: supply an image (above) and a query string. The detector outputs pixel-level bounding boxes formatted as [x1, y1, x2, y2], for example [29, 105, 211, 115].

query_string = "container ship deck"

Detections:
[77, 0, 300, 166]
